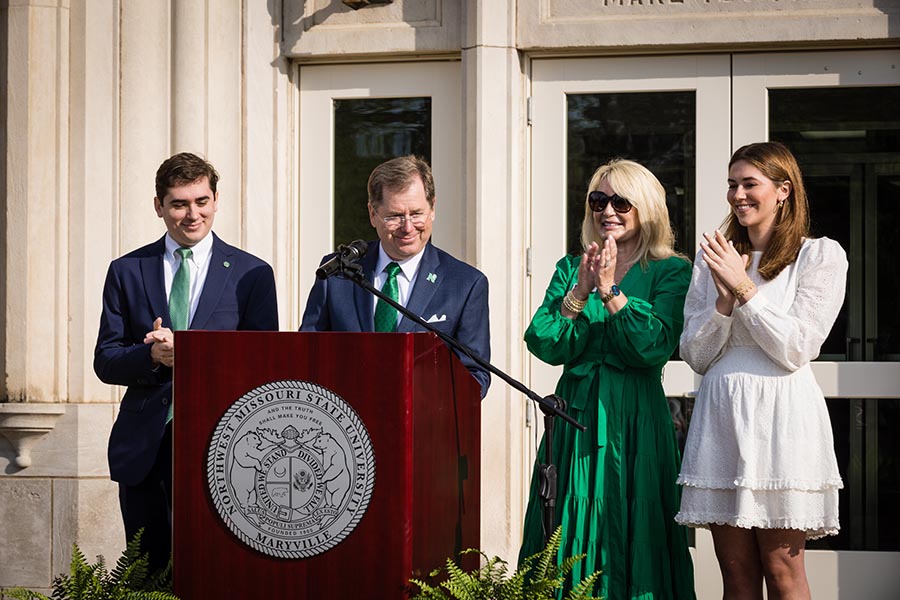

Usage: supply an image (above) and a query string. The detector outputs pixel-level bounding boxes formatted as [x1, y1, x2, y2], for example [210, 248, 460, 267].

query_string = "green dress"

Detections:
[519, 255, 696, 600]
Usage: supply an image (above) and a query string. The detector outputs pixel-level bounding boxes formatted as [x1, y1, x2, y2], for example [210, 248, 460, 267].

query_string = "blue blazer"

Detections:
[300, 241, 491, 397]
[95, 233, 279, 485]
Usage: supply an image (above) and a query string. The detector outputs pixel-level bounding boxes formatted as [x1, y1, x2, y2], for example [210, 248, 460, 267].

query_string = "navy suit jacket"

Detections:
[300, 241, 491, 397]
[95, 233, 279, 486]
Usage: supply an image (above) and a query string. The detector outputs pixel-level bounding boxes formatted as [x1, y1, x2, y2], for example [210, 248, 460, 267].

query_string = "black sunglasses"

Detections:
[588, 190, 633, 214]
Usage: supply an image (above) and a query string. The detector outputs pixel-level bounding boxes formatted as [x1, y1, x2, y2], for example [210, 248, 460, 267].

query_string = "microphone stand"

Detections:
[334, 257, 585, 544]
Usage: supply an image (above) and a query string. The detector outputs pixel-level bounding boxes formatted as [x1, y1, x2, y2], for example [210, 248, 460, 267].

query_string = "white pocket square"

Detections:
[426, 314, 447, 323]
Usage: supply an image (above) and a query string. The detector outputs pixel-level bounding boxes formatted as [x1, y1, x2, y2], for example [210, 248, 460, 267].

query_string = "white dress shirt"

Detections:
[372, 243, 425, 327]
[163, 233, 214, 327]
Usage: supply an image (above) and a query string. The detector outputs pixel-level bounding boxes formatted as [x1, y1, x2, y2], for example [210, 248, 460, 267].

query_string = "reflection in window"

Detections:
[566, 92, 696, 258]
[876, 173, 900, 360]
[808, 398, 900, 552]
[332, 98, 431, 245]
[801, 171, 852, 360]
[770, 86, 900, 362]
[769, 87, 900, 554]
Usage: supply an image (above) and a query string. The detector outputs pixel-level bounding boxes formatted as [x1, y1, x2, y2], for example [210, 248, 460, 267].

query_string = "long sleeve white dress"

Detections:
[675, 237, 847, 539]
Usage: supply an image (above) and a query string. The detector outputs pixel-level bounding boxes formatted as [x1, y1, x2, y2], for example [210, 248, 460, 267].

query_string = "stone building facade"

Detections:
[2, 1, 899, 597]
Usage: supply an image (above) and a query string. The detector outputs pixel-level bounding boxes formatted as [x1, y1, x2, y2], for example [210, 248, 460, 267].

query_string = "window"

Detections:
[565, 92, 695, 258]
[333, 98, 432, 245]
[769, 85, 900, 551]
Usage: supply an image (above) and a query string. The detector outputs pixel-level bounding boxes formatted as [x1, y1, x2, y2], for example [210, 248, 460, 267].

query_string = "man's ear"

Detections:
[368, 202, 378, 228]
[154, 196, 163, 217]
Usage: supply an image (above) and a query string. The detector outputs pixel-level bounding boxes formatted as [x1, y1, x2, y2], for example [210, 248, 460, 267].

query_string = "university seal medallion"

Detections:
[207, 380, 375, 558]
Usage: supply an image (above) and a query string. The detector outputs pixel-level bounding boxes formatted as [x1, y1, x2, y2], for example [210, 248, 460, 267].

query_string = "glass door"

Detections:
[733, 51, 900, 556]
[529, 49, 900, 597]
[528, 54, 731, 408]
[297, 61, 462, 317]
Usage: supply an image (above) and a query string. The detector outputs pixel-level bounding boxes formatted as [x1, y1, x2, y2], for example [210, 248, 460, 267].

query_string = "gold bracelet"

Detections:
[562, 289, 587, 313]
[731, 278, 755, 300]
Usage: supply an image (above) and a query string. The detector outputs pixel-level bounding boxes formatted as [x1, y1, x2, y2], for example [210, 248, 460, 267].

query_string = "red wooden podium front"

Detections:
[173, 331, 481, 599]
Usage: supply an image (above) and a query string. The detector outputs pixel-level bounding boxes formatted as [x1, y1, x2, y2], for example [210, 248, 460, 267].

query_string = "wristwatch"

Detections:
[600, 284, 620, 304]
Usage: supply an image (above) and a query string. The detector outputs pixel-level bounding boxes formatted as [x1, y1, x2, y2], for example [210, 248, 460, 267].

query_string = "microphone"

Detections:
[315, 240, 368, 280]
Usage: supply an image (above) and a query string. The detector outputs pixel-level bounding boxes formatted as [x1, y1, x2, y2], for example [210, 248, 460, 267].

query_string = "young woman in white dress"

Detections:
[676, 141, 847, 600]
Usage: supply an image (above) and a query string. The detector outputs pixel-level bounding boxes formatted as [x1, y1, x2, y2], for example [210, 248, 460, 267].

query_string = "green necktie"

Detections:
[374, 262, 401, 333]
[169, 247, 193, 331]
[166, 247, 192, 423]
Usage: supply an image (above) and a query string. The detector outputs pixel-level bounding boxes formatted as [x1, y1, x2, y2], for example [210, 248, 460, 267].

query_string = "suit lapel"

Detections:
[191, 234, 234, 330]
[354, 242, 380, 331]
[142, 237, 170, 325]
[399, 244, 439, 332]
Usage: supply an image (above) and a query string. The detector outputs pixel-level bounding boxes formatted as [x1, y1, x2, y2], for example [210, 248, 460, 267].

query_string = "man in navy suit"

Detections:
[300, 155, 490, 397]
[94, 153, 278, 570]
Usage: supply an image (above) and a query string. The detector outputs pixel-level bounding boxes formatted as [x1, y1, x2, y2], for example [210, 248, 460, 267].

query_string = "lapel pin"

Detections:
[426, 272, 437, 283]
[223, 261, 231, 268]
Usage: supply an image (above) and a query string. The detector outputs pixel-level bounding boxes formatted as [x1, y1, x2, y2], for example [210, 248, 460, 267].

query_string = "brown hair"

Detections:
[722, 141, 809, 281]
[580, 158, 682, 268]
[155, 153, 219, 201]
[367, 155, 435, 208]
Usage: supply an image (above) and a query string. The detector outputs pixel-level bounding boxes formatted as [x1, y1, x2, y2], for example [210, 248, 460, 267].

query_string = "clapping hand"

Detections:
[574, 242, 603, 301]
[596, 236, 617, 295]
[700, 230, 750, 313]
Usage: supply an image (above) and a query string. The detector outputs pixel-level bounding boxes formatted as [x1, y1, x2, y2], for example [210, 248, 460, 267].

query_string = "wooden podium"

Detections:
[172, 331, 480, 598]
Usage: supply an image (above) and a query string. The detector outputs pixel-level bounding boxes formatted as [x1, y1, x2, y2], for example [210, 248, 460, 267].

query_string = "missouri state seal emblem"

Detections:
[206, 380, 375, 559]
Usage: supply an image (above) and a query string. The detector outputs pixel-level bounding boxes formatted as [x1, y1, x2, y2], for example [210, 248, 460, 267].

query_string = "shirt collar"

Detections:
[164, 232, 214, 265]
[375, 243, 426, 280]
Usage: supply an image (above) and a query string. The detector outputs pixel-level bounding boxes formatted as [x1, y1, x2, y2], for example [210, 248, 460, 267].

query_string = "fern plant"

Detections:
[3, 530, 177, 600]
[409, 526, 602, 600]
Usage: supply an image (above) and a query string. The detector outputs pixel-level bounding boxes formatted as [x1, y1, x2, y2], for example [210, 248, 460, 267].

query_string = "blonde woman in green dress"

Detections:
[519, 159, 696, 599]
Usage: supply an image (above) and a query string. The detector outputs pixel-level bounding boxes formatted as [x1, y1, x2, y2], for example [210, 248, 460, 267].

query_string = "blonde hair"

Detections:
[579, 159, 680, 267]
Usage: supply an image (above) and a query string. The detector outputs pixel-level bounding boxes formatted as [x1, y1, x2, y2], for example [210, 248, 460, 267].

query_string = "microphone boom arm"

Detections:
[335, 259, 585, 432]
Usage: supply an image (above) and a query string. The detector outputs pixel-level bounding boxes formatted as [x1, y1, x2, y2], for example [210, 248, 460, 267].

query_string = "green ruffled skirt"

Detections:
[519, 371, 696, 600]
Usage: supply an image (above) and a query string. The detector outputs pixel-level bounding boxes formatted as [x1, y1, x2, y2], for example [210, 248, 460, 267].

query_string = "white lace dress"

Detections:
[675, 237, 847, 539]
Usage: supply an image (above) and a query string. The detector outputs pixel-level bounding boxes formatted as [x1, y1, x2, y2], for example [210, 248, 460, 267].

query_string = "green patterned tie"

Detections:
[374, 262, 401, 332]
[169, 248, 193, 331]
[166, 247, 192, 423]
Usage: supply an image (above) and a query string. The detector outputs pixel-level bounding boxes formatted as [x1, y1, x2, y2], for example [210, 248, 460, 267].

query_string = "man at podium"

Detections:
[94, 152, 279, 571]
[300, 155, 491, 398]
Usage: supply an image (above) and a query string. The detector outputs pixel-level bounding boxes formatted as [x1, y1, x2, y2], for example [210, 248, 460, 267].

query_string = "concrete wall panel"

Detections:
[0, 479, 51, 588]
[518, 0, 900, 52]
[51, 478, 123, 581]
[282, 0, 461, 59]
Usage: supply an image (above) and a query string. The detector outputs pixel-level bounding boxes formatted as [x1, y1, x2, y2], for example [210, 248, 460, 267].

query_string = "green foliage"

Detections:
[409, 527, 602, 600]
[3, 531, 177, 600]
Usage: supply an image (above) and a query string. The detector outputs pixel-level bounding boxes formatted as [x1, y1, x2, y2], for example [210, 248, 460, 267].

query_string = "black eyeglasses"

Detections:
[588, 190, 633, 214]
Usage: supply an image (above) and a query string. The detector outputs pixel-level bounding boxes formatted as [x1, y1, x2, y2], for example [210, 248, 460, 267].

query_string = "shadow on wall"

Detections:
[274, 0, 445, 56]
[873, 0, 900, 38]
[266, 0, 292, 77]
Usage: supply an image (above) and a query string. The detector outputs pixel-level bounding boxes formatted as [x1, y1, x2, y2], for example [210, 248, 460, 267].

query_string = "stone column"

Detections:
[1, 0, 69, 406]
[242, 0, 291, 323]
[171, 0, 242, 243]
[462, 0, 528, 561]
[1, 0, 70, 594]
